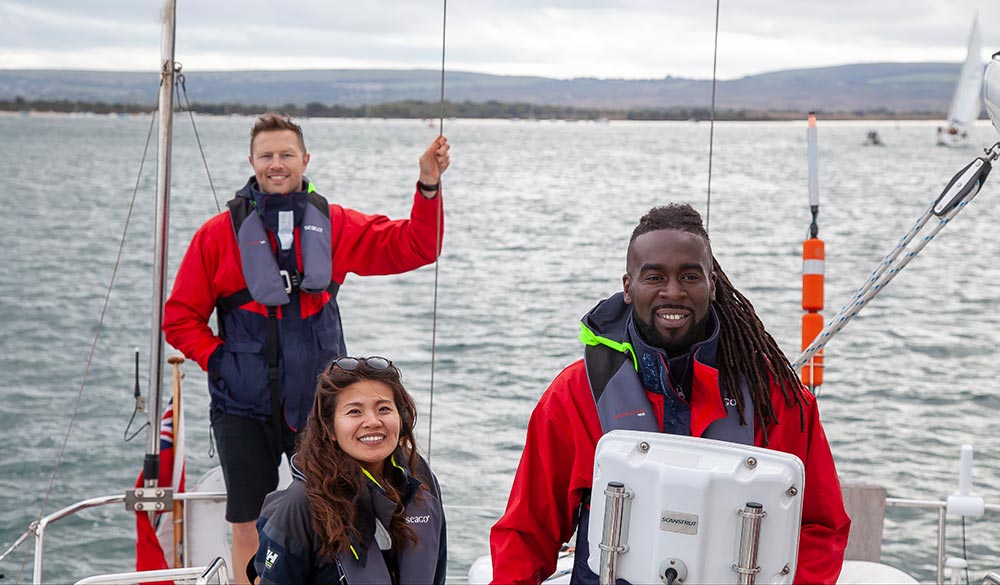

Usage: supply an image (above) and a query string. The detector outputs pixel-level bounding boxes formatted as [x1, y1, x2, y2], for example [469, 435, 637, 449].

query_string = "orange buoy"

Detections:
[800, 312, 824, 386]
[802, 238, 824, 312]
[801, 237, 825, 386]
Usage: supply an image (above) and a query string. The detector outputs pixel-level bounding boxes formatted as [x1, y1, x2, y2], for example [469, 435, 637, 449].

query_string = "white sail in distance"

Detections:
[945, 16, 984, 131]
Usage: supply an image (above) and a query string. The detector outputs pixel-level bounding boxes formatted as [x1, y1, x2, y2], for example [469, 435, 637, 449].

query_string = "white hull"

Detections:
[937, 126, 972, 147]
[468, 556, 919, 585]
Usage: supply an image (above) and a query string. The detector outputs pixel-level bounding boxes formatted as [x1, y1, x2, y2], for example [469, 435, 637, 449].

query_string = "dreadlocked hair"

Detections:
[295, 359, 423, 561]
[630, 204, 808, 443]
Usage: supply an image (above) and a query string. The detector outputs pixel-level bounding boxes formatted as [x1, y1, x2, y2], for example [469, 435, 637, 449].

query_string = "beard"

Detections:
[632, 306, 712, 356]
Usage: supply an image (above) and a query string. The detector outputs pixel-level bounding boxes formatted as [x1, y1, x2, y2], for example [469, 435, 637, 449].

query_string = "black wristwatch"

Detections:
[417, 180, 440, 192]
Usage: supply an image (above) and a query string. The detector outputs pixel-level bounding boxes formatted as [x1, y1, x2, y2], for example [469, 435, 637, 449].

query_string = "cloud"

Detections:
[0, 0, 996, 78]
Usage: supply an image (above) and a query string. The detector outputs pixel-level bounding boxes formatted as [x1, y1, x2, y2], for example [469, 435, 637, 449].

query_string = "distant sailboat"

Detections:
[864, 130, 884, 146]
[937, 16, 984, 147]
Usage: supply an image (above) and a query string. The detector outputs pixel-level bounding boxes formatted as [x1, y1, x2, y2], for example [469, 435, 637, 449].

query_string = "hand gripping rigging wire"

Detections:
[794, 52, 1000, 372]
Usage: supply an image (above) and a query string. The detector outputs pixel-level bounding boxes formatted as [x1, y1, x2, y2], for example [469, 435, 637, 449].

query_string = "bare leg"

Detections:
[232, 520, 259, 585]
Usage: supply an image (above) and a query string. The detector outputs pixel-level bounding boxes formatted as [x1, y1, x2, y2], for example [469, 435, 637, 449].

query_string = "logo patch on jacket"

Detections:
[265, 548, 279, 569]
[614, 409, 646, 420]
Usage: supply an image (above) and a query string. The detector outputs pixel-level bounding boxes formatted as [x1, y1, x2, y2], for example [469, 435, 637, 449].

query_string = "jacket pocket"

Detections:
[217, 339, 270, 415]
[314, 303, 345, 353]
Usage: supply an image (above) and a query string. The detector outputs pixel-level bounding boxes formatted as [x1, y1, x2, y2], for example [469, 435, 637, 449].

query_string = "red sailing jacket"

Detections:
[163, 183, 442, 427]
[489, 357, 851, 585]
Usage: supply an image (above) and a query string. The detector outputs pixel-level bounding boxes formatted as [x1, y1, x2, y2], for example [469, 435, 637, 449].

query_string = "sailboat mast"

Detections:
[145, 0, 177, 486]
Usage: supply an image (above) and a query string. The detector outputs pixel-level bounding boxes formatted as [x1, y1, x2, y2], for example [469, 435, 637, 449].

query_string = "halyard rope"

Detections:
[705, 0, 721, 230]
[794, 143, 1000, 370]
[426, 0, 448, 463]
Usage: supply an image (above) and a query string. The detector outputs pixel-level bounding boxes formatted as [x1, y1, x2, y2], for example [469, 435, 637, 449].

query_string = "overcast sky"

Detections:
[2, 0, 998, 80]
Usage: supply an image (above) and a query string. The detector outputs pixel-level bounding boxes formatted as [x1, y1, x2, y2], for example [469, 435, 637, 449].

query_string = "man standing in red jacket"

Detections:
[163, 112, 450, 584]
[490, 203, 850, 584]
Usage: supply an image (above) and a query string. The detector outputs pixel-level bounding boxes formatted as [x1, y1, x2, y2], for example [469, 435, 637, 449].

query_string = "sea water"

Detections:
[1, 114, 998, 583]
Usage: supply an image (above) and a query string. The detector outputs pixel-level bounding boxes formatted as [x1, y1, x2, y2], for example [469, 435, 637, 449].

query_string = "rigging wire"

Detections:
[15, 101, 160, 584]
[175, 67, 221, 213]
[705, 0, 721, 230]
[426, 0, 448, 463]
[793, 143, 1000, 370]
[438, 0, 448, 136]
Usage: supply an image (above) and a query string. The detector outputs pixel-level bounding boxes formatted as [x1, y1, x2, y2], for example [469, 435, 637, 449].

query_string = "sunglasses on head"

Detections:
[330, 356, 394, 372]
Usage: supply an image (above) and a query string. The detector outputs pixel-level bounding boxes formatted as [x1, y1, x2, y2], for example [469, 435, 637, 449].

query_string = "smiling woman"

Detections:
[331, 364, 405, 469]
[251, 356, 447, 585]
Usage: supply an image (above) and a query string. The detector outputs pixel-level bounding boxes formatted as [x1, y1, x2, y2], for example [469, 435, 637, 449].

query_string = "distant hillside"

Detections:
[0, 63, 969, 114]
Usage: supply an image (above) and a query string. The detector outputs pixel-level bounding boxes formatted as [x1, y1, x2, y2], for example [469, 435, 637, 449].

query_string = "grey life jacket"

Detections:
[586, 341, 754, 443]
[227, 188, 333, 306]
[254, 455, 444, 585]
[338, 458, 444, 585]
[337, 484, 443, 585]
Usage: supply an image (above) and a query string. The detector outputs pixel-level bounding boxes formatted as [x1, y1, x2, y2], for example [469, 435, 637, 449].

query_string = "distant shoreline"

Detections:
[0, 97, 948, 122]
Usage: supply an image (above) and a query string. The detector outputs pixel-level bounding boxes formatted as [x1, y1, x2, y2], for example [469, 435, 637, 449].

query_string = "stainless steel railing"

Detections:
[885, 497, 1000, 585]
[32, 490, 226, 584]
[74, 556, 229, 584]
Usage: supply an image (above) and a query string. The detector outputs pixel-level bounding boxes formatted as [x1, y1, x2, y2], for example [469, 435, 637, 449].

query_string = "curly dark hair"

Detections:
[628, 203, 807, 442]
[249, 112, 307, 154]
[295, 358, 422, 561]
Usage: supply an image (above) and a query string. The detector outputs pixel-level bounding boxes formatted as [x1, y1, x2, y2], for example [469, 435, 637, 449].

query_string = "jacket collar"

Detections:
[236, 176, 313, 232]
[580, 292, 720, 367]
[581, 294, 731, 434]
[351, 451, 423, 566]
[627, 307, 720, 397]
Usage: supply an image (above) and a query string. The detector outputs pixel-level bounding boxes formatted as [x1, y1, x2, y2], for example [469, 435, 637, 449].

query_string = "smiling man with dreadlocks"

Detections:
[491, 204, 850, 585]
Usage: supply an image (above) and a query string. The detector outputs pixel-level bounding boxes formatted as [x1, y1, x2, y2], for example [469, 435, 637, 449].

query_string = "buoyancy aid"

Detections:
[255, 453, 445, 585]
[339, 459, 444, 585]
[228, 182, 333, 306]
[571, 293, 754, 584]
